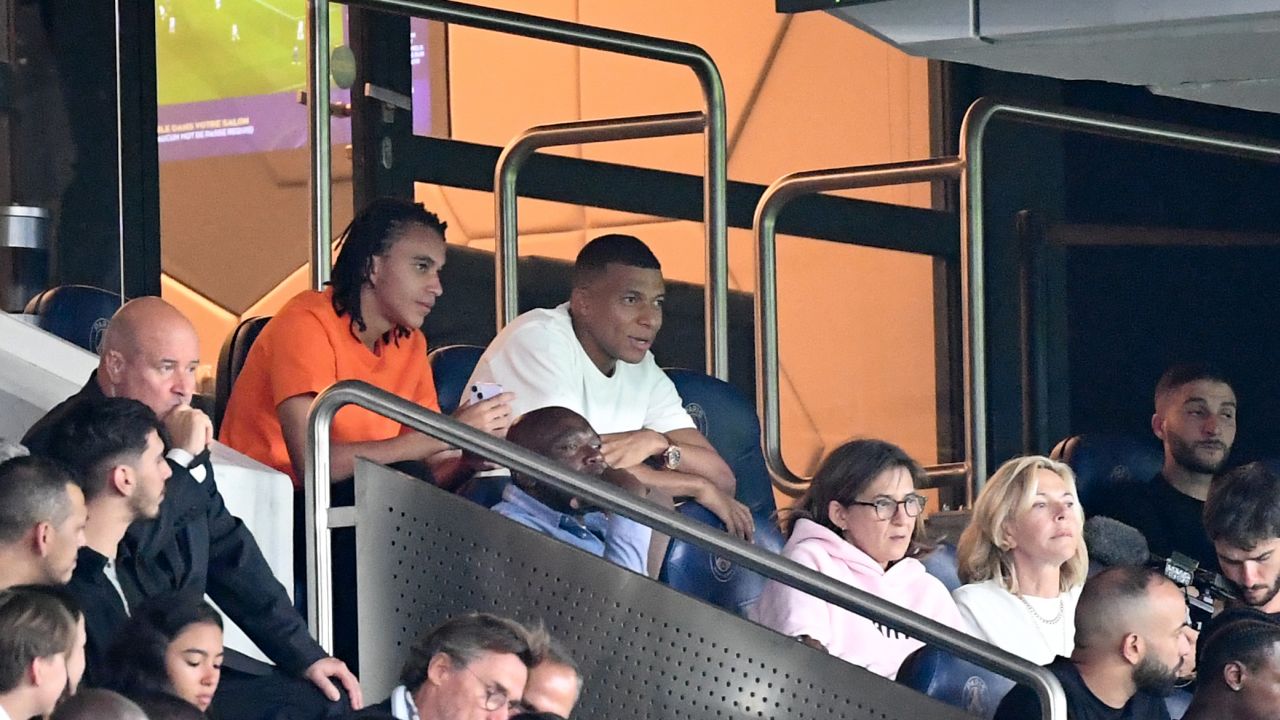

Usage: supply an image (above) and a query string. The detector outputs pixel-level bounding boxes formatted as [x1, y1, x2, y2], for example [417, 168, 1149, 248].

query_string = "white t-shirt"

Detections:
[468, 303, 695, 435]
[952, 579, 1082, 665]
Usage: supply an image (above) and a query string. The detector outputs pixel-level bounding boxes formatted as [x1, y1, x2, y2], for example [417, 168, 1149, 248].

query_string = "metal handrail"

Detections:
[494, 111, 706, 330]
[304, 379, 1066, 720]
[753, 158, 966, 496]
[308, 0, 730, 379]
[307, 1, 332, 291]
[957, 97, 1280, 491]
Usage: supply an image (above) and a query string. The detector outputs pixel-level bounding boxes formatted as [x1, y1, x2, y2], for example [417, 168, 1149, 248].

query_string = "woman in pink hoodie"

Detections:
[752, 438, 966, 679]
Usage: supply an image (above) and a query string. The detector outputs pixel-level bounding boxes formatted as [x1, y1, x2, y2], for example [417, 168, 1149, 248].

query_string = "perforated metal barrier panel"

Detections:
[354, 460, 970, 720]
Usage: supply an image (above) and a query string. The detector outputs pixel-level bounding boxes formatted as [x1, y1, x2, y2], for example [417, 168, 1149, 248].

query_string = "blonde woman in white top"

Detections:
[953, 456, 1089, 664]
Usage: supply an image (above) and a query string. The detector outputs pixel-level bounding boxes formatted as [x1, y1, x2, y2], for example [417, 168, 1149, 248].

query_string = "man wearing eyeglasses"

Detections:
[492, 407, 667, 578]
[357, 613, 534, 720]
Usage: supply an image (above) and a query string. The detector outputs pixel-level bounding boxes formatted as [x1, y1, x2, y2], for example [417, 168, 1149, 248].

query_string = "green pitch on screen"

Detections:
[156, 0, 345, 106]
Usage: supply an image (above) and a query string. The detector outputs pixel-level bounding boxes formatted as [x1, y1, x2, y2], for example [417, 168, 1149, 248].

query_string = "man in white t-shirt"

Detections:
[468, 234, 753, 540]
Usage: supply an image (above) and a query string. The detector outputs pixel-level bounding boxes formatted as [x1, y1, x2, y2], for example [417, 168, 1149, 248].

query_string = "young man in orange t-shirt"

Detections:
[220, 199, 515, 669]
[220, 198, 513, 488]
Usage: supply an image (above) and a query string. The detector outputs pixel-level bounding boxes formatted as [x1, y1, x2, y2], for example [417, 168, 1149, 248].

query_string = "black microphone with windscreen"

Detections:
[1083, 515, 1237, 628]
[1083, 516, 1152, 567]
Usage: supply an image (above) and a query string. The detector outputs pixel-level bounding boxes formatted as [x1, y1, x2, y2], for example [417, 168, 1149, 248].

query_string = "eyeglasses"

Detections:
[463, 661, 522, 712]
[461, 664, 515, 712]
[849, 494, 927, 521]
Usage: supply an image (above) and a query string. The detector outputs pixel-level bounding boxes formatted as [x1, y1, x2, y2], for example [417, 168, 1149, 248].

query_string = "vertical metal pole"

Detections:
[959, 149, 985, 502]
[494, 144, 525, 330]
[308, 1, 333, 289]
[305, 401, 336, 652]
[701, 70, 729, 380]
[113, 0, 127, 299]
[1016, 210, 1037, 454]
[753, 158, 964, 494]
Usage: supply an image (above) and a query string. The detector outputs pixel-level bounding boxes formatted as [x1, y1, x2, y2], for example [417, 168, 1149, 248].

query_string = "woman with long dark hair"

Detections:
[104, 592, 223, 714]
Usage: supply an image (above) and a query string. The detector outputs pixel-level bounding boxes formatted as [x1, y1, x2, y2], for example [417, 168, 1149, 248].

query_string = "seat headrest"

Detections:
[23, 284, 121, 353]
[919, 543, 962, 593]
[659, 502, 785, 617]
[428, 345, 486, 415]
[213, 316, 272, 434]
[664, 368, 776, 517]
[1050, 434, 1163, 513]
[457, 474, 510, 509]
[896, 646, 1014, 719]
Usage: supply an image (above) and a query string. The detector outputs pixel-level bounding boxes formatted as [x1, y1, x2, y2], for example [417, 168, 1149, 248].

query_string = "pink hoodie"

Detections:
[751, 518, 967, 679]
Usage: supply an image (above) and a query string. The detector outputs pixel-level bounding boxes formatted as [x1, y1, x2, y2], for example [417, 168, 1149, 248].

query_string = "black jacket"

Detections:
[24, 375, 327, 678]
[351, 697, 395, 719]
[65, 545, 131, 688]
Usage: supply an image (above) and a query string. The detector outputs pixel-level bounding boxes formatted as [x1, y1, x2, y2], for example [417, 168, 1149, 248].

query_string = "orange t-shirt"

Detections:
[219, 288, 440, 486]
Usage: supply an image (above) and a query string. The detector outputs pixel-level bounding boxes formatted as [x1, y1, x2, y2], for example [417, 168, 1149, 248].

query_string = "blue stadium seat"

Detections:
[660, 502, 785, 617]
[897, 646, 1015, 719]
[659, 368, 785, 615]
[1050, 433, 1163, 516]
[427, 344, 485, 415]
[23, 284, 122, 353]
[920, 542, 962, 593]
[213, 315, 271, 435]
[457, 473, 510, 508]
[664, 367, 777, 518]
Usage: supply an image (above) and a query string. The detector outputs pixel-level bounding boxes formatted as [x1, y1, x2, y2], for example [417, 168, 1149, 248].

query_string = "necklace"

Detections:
[1017, 593, 1065, 625]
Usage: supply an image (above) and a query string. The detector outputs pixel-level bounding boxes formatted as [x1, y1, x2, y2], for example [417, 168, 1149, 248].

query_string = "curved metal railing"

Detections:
[494, 111, 706, 329]
[753, 97, 1280, 502]
[304, 380, 1066, 720]
[308, 0, 730, 379]
[752, 158, 966, 496]
[958, 97, 1280, 489]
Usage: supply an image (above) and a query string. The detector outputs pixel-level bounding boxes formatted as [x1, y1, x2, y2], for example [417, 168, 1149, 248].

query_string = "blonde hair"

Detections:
[956, 455, 1088, 594]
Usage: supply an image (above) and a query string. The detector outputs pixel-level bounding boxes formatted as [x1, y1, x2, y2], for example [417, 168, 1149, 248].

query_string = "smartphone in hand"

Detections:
[469, 382, 504, 405]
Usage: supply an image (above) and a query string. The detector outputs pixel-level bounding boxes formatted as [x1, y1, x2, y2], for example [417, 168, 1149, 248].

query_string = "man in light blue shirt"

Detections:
[493, 407, 660, 576]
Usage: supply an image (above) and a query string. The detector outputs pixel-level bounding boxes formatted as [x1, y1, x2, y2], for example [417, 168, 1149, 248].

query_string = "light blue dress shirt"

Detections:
[492, 484, 651, 576]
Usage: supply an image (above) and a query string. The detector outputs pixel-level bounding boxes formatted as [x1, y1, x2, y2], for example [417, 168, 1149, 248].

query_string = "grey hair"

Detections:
[399, 613, 535, 691]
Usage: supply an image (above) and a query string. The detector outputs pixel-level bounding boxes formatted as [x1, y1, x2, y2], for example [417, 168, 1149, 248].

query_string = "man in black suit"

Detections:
[24, 297, 361, 718]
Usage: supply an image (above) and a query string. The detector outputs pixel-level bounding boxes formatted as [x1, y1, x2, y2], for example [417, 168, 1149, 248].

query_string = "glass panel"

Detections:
[152, 3, 436, 377]
[6, 0, 126, 308]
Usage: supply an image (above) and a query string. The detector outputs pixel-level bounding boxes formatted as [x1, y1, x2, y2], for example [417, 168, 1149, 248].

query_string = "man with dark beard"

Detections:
[995, 566, 1191, 720]
[1204, 464, 1280, 618]
[1105, 364, 1236, 573]
[42, 398, 171, 686]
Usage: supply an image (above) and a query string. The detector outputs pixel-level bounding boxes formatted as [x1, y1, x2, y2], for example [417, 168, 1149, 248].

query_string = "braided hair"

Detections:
[329, 198, 448, 345]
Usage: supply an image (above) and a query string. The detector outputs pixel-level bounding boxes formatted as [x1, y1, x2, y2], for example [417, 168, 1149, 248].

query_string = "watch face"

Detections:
[664, 445, 681, 470]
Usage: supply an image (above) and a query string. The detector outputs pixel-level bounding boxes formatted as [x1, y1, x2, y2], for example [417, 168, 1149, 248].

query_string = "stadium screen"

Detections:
[155, 1, 432, 162]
